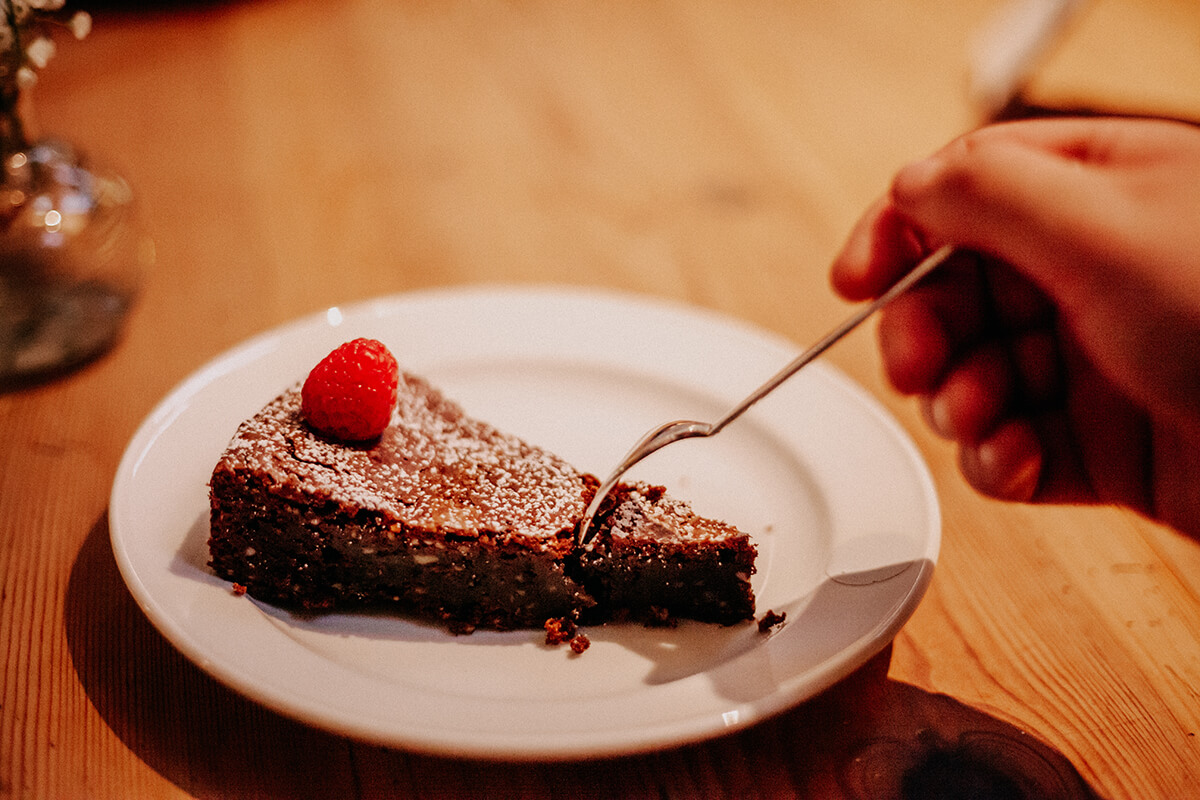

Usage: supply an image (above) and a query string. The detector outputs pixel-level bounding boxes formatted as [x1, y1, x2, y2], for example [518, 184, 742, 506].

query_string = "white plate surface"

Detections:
[109, 285, 940, 760]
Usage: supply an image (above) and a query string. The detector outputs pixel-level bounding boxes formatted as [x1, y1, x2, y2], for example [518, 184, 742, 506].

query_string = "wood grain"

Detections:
[3, 1, 1200, 796]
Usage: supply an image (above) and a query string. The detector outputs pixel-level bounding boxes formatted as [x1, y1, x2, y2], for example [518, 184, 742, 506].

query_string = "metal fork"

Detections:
[575, 245, 954, 548]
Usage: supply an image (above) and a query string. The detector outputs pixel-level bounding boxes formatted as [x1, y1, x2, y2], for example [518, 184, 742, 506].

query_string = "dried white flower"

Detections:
[0, 0, 90, 105]
[6, 2, 31, 24]
[24, 36, 53, 69]
[69, 11, 88, 40]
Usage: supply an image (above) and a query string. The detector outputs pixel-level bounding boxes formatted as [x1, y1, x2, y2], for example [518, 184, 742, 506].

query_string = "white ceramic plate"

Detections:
[109, 285, 940, 761]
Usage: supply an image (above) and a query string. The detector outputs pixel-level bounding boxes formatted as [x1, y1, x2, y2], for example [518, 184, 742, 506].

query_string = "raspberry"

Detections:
[300, 338, 399, 441]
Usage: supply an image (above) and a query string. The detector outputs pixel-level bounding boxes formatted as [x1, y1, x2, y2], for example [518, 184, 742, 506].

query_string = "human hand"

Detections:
[830, 117, 1200, 538]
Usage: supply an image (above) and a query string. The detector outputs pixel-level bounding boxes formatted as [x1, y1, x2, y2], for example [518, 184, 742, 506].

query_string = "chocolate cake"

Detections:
[208, 371, 756, 632]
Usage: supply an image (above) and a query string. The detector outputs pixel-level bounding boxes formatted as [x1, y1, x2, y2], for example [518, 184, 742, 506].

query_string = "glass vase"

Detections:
[0, 135, 149, 389]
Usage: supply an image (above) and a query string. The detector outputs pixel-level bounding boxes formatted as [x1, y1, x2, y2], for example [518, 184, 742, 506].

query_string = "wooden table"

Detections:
[4, 1, 1199, 796]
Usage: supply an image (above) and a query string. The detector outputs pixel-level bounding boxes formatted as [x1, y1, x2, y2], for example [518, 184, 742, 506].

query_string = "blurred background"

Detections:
[27, 1, 1192, 395]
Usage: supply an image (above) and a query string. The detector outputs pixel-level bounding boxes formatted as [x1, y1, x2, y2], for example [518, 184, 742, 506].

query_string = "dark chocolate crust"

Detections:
[208, 373, 756, 631]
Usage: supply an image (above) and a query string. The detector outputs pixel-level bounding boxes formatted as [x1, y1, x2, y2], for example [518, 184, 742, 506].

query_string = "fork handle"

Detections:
[709, 245, 955, 436]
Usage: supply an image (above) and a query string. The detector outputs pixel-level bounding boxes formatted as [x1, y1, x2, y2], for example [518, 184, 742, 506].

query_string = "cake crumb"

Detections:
[231, 583, 248, 596]
[757, 609, 786, 633]
[448, 620, 477, 636]
[544, 616, 577, 646]
[569, 633, 590, 654]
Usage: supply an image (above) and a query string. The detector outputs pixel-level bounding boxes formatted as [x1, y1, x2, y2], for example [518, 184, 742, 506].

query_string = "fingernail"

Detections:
[977, 438, 1042, 502]
[925, 393, 954, 439]
[1007, 449, 1042, 502]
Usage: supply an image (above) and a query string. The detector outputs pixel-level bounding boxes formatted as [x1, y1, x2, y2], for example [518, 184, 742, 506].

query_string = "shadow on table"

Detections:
[67, 515, 1105, 799]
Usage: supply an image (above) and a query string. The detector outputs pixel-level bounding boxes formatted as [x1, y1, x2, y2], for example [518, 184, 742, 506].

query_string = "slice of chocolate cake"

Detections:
[208, 370, 756, 633]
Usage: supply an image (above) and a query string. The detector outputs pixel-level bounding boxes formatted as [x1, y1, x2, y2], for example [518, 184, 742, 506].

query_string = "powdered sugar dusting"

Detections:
[217, 373, 587, 539]
[605, 483, 743, 544]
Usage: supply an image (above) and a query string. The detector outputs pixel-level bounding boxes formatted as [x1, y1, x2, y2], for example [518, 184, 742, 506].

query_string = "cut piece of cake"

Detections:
[208, 370, 756, 632]
[577, 482, 757, 626]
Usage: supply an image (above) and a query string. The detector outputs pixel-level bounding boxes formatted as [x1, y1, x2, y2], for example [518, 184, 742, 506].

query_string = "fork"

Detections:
[575, 244, 955, 548]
